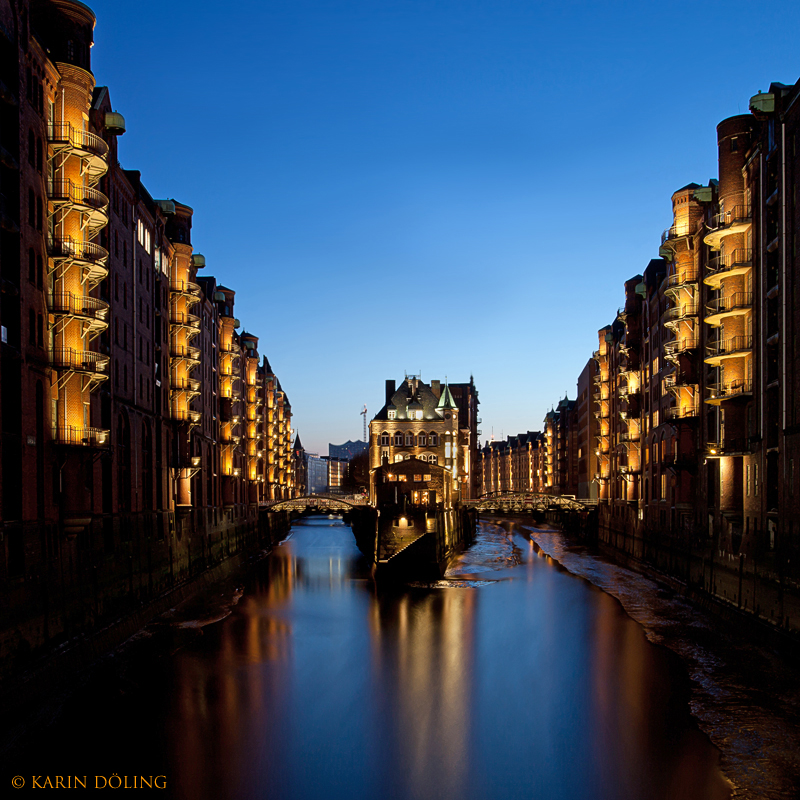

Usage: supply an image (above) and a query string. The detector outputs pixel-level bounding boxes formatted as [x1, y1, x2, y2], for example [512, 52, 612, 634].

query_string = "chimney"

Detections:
[431, 380, 441, 398]
[385, 380, 396, 405]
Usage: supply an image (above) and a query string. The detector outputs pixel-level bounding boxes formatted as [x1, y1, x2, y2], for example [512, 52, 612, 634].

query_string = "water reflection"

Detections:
[161, 516, 732, 799]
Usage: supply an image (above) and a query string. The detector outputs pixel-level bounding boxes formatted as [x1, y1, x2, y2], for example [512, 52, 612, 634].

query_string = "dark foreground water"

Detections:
[6, 516, 735, 799]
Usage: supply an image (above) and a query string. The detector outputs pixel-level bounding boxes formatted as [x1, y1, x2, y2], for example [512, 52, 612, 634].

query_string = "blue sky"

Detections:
[90, 0, 800, 456]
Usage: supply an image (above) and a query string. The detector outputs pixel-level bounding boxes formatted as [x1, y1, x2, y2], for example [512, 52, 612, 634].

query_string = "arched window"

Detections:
[394, 432, 403, 446]
[405, 432, 413, 446]
[381, 432, 390, 446]
[429, 433, 438, 446]
[394, 454, 403, 463]
[417, 433, 426, 446]
[429, 455, 438, 465]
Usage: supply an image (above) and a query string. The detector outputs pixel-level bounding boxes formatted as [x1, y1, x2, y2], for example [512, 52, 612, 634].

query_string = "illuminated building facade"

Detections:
[0, 0, 294, 669]
[369, 376, 473, 505]
[580, 79, 800, 579]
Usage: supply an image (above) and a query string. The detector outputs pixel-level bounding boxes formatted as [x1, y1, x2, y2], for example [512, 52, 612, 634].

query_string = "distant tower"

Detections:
[361, 405, 367, 442]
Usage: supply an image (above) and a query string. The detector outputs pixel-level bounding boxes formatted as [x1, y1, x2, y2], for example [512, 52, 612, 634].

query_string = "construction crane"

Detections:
[360, 405, 367, 443]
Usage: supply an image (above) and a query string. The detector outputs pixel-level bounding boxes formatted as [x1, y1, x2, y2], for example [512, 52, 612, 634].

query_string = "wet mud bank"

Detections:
[486, 514, 800, 800]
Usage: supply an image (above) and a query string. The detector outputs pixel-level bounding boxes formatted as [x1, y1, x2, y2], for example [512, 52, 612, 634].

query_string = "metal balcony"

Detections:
[47, 123, 108, 179]
[664, 337, 698, 359]
[704, 335, 753, 365]
[48, 180, 109, 230]
[170, 343, 202, 364]
[705, 292, 753, 326]
[704, 206, 752, 250]
[667, 405, 699, 420]
[48, 235, 109, 287]
[662, 303, 699, 328]
[661, 223, 692, 244]
[49, 292, 109, 339]
[705, 380, 754, 405]
[173, 408, 202, 426]
[662, 270, 699, 298]
[171, 377, 201, 395]
[170, 310, 202, 331]
[53, 425, 110, 447]
[50, 346, 110, 375]
[704, 248, 753, 287]
[169, 279, 203, 300]
[707, 438, 751, 456]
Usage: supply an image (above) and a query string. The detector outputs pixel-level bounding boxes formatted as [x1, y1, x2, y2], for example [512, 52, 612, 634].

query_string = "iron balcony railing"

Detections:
[47, 123, 109, 160]
[169, 279, 202, 297]
[706, 335, 753, 359]
[707, 380, 753, 400]
[48, 180, 109, 211]
[662, 270, 699, 293]
[49, 292, 109, 321]
[53, 425, 109, 447]
[170, 377, 201, 392]
[170, 311, 201, 329]
[50, 347, 109, 373]
[707, 248, 753, 276]
[664, 337, 698, 357]
[170, 344, 202, 362]
[661, 223, 692, 244]
[706, 292, 753, 317]
[707, 437, 751, 455]
[667, 405, 699, 420]
[173, 409, 202, 424]
[48, 235, 108, 264]
[662, 304, 699, 325]
[708, 205, 751, 232]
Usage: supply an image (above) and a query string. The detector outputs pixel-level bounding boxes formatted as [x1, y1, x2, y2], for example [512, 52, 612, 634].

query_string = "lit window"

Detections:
[414, 474, 422, 482]
[429, 455, 437, 465]
[388, 410, 396, 420]
[394, 454, 403, 463]
[387, 474, 397, 482]
[398, 474, 407, 482]
[424, 474, 431, 482]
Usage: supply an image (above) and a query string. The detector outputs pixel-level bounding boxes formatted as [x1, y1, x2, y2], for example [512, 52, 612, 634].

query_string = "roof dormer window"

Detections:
[388, 409, 396, 420]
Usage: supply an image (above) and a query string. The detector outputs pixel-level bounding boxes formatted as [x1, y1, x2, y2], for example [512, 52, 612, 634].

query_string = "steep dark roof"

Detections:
[372, 378, 443, 421]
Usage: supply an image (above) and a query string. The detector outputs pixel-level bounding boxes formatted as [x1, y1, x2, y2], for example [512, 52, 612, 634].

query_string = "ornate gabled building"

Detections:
[369, 376, 473, 505]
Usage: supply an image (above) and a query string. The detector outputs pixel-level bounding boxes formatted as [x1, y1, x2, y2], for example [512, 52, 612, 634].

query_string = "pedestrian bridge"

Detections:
[464, 492, 596, 514]
[263, 494, 369, 513]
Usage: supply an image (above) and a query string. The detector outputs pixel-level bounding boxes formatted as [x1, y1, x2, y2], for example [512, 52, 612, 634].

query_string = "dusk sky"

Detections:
[89, 0, 800, 456]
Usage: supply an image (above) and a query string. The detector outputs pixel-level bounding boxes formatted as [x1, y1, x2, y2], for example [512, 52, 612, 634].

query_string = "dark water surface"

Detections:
[7, 516, 733, 799]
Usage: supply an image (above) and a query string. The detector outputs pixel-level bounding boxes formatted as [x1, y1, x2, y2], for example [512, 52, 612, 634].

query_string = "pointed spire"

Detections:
[437, 378, 457, 410]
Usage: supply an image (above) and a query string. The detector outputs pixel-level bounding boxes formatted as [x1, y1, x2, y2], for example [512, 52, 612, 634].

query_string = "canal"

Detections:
[8, 515, 736, 799]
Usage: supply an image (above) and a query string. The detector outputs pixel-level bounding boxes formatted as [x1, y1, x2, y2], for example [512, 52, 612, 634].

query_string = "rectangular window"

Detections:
[398, 474, 407, 482]
[424, 474, 432, 482]
[414, 475, 422, 482]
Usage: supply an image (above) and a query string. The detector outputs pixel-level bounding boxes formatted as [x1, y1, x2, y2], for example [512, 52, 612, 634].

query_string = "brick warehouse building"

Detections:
[0, 0, 295, 673]
[573, 79, 800, 627]
[369, 376, 479, 504]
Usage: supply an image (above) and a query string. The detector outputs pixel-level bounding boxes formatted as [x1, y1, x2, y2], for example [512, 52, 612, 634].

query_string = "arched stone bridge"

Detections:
[464, 492, 596, 514]
[263, 494, 369, 513]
